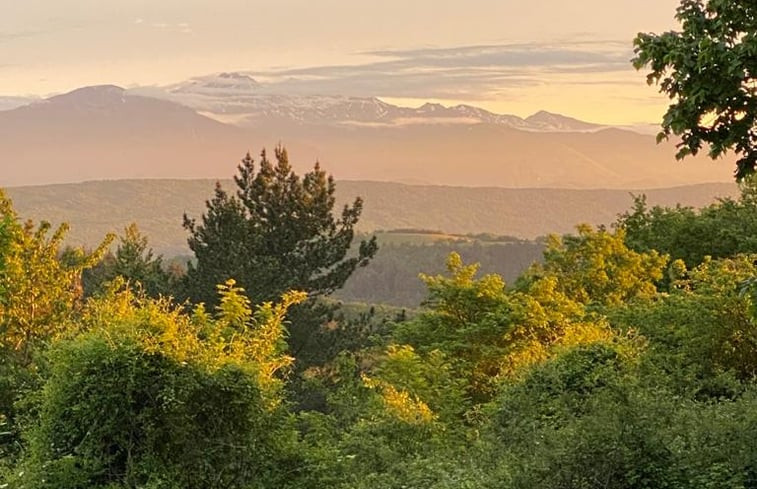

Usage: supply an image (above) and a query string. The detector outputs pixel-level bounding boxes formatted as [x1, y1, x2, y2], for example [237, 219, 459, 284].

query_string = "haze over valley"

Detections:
[0, 79, 733, 188]
[0, 0, 740, 314]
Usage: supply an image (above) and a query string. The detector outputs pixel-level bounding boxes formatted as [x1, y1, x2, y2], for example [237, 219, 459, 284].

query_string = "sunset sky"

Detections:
[1, 0, 682, 124]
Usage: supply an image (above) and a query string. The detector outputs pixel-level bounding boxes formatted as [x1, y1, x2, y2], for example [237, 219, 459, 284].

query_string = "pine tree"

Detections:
[181, 146, 378, 307]
[82, 223, 174, 298]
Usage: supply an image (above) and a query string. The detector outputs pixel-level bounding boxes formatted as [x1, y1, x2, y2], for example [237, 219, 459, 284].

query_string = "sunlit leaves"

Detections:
[82, 278, 306, 403]
[0, 190, 113, 363]
[526, 225, 668, 307]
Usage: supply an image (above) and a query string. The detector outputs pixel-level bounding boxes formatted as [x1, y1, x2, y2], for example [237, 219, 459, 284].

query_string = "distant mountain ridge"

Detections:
[6, 179, 739, 256]
[0, 83, 735, 188]
[132, 72, 605, 132]
[0, 95, 37, 111]
[0, 86, 249, 187]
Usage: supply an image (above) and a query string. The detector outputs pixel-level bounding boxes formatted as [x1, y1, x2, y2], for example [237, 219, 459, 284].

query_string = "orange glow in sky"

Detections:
[0, 0, 682, 124]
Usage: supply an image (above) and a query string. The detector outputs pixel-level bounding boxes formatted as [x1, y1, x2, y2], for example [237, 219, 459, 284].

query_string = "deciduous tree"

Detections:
[634, 0, 757, 179]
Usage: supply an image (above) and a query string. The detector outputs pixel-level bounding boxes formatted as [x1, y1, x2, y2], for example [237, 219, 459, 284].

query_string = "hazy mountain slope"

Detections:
[336, 235, 546, 307]
[6, 179, 738, 255]
[0, 96, 36, 111]
[525, 110, 601, 131]
[0, 85, 735, 188]
[0, 86, 249, 187]
[257, 123, 733, 188]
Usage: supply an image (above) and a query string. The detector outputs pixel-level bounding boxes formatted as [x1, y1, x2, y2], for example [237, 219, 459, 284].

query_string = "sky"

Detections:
[0, 0, 683, 124]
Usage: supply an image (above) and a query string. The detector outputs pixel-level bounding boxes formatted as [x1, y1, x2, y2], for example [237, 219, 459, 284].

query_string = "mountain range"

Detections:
[0, 74, 736, 188]
[133, 72, 604, 131]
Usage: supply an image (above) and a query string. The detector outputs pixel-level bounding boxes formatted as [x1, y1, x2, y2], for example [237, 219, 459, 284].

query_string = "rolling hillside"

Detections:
[5, 179, 739, 255]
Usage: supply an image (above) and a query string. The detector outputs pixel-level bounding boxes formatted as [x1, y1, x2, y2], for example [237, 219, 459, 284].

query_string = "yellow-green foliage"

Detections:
[11, 278, 306, 489]
[397, 251, 636, 403]
[500, 274, 623, 377]
[419, 252, 507, 327]
[533, 224, 668, 306]
[9, 165, 757, 489]
[0, 190, 113, 363]
[362, 374, 436, 425]
[365, 345, 466, 423]
[79, 278, 306, 402]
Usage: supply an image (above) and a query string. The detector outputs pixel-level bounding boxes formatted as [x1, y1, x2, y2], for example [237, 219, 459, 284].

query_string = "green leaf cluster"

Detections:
[634, 0, 757, 179]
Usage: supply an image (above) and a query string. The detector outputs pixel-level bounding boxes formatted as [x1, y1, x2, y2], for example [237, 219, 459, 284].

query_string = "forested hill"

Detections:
[6, 179, 737, 255]
[335, 233, 545, 307]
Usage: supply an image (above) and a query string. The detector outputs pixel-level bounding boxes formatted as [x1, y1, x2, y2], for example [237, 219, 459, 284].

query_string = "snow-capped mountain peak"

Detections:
[525, 110, 600, 132]
[127, 73, 606, 132]
[170, 72, 261, 97]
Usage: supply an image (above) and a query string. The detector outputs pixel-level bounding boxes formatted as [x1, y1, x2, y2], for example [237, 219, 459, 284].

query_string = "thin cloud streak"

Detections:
[243, 40, 636, 100]
[135, 20, 193, 35]
[0, 29, 48, 44]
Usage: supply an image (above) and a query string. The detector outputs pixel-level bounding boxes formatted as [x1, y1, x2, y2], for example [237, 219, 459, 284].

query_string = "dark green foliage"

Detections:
[611, 255, 757, 386]
[288, 300, 398, 370]
[179, 148, 378, 385]
[618, 178, 757, 269]
[10, 275, 308, 489]
[494, 344, 628, 437]
[493, 344, 676, 489]
[492, 342, 757, 489]
[285, 299, 401, 413]
[0, 190, 112, 473]
[336, 238, 543, 307]
[294, 352, 470, 489]
[0, 353, 38, 469]
[8, 167, 757, 488]
[17, 333, 293, 489]
[634, 0, 757, 179]
[82, 224, 176, 299]
[182, 147, 377, 307]
[667, 392, 757, 489]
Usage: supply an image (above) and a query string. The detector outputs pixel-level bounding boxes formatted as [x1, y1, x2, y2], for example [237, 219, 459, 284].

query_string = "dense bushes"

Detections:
[5, 182, 757, 487]
[9, 281, 307, 489]
[618, 177, 757, 270]
[21, 338, 278, 488]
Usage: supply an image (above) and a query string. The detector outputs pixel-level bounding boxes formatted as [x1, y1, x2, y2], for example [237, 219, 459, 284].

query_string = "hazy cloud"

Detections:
[363, 41, 631, 69]
[136, 20, 192, 35]
[0, 29, 47, 44]
[247, 40, 635, 100]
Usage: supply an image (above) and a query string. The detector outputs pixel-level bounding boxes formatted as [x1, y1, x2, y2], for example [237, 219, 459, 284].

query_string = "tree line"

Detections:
[3, 147, 757, 487]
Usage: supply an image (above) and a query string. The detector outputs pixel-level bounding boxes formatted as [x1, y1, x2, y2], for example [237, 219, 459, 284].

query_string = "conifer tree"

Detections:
[182, 146, 378, 307]
[82, 223, 173, 298]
